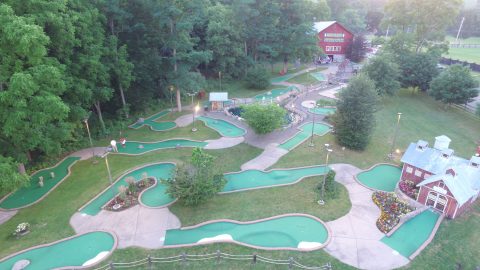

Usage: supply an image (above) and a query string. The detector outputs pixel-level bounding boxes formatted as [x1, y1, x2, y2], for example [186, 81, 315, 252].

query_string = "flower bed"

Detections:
[372, 191, 415, 233]
[105, 178, 155, 212]
[399, 179, 419, 199]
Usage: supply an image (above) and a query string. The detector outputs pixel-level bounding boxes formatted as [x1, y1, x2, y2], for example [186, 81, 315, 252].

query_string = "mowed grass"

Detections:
[0, 144, 260, 259]
[444, 47, 480, 64]
[445, 35, 480, 44]
[275, 89, 480, 170]
[287, 67, 328, 85]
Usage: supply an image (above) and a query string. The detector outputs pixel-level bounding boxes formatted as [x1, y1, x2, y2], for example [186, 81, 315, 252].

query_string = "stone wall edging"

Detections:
[408, 213, 445, 260]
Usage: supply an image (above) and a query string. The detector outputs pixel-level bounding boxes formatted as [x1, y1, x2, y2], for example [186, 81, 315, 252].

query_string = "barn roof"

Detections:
[209, 92, 228, 102]
[313, 21, 336, 32]
[417, 164, 480, 206]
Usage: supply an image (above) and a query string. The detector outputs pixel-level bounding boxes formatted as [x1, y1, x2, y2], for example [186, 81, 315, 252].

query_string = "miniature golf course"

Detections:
[129, 110, 176, 131]
[80, 163, 175, 216]
[381, 210, 440, 258]
[310, 72, 327, 81]
[308, 107, 336, 115]
[164, 215, 329, 250]
[115, 139, 207, 155]
[0, 231, 115, 269]
[0, 157, 81, 210]
[270, 73, 298, 83]
[223, 165, 329, 192]
[254, 86, 298, 101]
[279, 122, 331, 150]
[197, 116, 246, 137]
[356, 164, 402, 192]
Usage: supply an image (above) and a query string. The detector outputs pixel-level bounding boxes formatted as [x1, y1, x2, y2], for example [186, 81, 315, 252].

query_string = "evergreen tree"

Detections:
[429, 65, 478, 105]
[333, 75, 378, 150]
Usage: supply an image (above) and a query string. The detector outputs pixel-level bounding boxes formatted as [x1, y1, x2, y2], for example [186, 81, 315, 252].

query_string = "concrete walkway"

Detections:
[204, 136, 245, 149]
[325, 164, 410, 270]
[240, 143, 289, 170]
[70, 205, 180, 249]
[0, 210, 17, 226]
[175, 113, 194, 127]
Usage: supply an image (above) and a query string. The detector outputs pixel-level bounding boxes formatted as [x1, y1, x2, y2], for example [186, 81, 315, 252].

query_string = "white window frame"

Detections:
[415, 169, 423, 177]
[406, 166, 413, 174]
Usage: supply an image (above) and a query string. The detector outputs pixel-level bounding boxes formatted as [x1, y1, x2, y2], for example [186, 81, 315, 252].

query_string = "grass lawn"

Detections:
[445, 35, 480, 44]
[210, 79, 277, 99]
[0, 144, 260, 259]
[275, 89, 480, 170]
[443, 47, 480, 64]
[287, 67, 328, 85]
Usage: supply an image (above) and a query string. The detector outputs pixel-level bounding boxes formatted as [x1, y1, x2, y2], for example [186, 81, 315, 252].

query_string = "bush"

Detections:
[241, 103, 286, 134]
[245, 66, 270, 89]
[476, 104, 480, 117]
[163, 148, 226, 206]
[316, 170, 338, 199]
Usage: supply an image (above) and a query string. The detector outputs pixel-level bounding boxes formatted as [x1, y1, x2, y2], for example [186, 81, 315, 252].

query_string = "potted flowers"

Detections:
[14, 222, 30, 238]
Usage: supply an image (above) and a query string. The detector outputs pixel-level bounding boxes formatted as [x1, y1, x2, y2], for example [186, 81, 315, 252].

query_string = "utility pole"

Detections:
[455, 17, 465, 44]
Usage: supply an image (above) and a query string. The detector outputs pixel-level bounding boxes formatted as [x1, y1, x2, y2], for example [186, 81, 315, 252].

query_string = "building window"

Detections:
[324, 38, 345, 43]
[325, 46, 341, 52]
[406, 166, 413, 174]
[415, 169, 423, 177]
[438, 182, 445, 188]
[424, 173, 431, 179]
[324, 33, 345, 38]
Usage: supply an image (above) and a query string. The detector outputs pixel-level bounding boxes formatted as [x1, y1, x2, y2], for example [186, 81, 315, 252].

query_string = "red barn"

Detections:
[400, 136, 480, 219]
[314, 21, 354, 62]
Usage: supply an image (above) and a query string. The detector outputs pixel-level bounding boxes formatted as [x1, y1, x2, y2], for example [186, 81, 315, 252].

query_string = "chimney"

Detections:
[434, 135, 451, 151]
[416, 140, 428, 151]
[470, 156, 480, 168]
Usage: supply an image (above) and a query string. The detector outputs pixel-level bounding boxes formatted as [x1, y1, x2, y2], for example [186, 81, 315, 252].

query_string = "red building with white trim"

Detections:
[314, 21, 354, 62]
[400, 136, 480, 219]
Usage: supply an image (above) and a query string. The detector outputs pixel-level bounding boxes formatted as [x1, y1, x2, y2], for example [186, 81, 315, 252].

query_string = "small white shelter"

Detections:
[209, 92, 229, 111]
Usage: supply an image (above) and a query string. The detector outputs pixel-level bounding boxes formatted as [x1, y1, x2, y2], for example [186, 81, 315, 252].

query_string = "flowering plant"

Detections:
[399, 180, 418, 199]
[14, 222, 30, 235]
[372, 192, 414, 233]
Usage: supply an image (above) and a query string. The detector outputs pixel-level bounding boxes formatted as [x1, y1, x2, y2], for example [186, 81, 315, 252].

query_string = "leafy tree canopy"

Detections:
[242, 103, 286, 134]
[428, 64, 478, 105]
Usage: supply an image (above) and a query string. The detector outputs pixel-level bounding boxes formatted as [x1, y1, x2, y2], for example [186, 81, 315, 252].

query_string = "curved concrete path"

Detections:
[241, 143, 288, 170]
[70, 205, 180, 249]
[326, 164, 409, 270]
[0, 210, 17, 226]
[204, 136, 244, 149]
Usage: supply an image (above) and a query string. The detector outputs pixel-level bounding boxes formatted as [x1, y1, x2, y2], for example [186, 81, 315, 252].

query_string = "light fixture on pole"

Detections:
[321, 145, 333, 202]
[102, 149, 120, 209]
[168, 86, 175, 113]
[388, 112, 402, 160]
[192, 103, 200, 132]
[309, 103, 318, 147]
[83, 117, 97, 164]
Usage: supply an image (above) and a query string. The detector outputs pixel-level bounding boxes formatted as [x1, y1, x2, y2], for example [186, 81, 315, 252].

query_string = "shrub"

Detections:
[125, 176, 136, 194]
[245, 66, 270, 89]
[241, 103, 286, 134]
[118, 185, 128, 201]
[316, 170, 338, 199]
[477, 104, 480, 117]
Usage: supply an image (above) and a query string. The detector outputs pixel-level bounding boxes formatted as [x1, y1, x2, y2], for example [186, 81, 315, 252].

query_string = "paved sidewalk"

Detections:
[240, 143, 289, 170]
[325, 164, 410, 270]
[204, 137, 245, 149]
[0, 210, 17, 226]
[70, 205, 180, 249]
[175, 113, 193, 127]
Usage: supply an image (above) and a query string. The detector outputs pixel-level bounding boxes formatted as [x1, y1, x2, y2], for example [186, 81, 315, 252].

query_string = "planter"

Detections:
[15, 230, 30, 239]
[104, 178, 155, 212]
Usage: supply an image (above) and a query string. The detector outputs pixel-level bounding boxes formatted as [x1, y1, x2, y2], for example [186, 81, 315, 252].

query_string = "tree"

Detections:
[163, 148, 226, 206]
[338, 9, 366, 34]
[398, 52, 439, 91]
[365, 11, 384, 32]
[346, 35, 368, 62]
[317, 170, 338, 200]
[333, 75, 378, 150]
[0, 155, 30, 194]
[242, 103, 286, 134]
[362, 55, 401, 95]
[245, 66, 270, 89]
[428, 65, 478, 105]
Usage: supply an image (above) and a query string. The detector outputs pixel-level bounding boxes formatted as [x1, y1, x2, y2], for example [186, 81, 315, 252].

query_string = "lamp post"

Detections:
[102, 149, 119, 207]
[168, 86, 174, 113]
[83, 117, 97, 164]
[309, 103, 318, 147]
[388, 112, 402, 160]
[192, 103, 200, 132]
[321, 144, 333, 201]
[219, 71, 222, 91]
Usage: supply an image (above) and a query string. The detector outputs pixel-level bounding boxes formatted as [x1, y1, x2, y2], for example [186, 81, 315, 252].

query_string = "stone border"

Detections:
[220, 164, 330, 194]
[197, 116, 247, 138]
[0, 156, 80, 211]
[128, 109, 177, 132]
[0, 230, 118, 269]
[162, 213, 332, 252]
[78, 162, 176, 213]
[353, 163, 401, 192]
[408, 212, 445, 260]
[109, 138, 207, 156]
[386, 206, 428, 237]
[279, 121, 332, 150]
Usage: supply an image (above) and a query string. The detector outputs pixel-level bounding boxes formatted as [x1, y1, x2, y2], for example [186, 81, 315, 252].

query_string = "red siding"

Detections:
[401, 163, 433, 185]
[317, 22, 353, 55]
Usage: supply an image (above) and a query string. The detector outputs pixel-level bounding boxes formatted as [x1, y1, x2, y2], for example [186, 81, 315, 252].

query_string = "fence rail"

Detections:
[449, 43, 480, 48]
[440, 57, 480, 72]
[93, 251, 332, 270]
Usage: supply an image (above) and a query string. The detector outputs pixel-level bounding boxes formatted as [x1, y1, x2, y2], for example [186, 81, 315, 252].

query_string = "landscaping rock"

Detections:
[12, 259, 30, 270]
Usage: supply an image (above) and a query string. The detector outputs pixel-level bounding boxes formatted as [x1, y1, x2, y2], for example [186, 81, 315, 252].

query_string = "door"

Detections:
[426, 191, 448, 213]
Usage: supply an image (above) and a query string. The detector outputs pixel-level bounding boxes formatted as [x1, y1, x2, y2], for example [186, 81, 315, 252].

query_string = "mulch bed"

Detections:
[104, 178, 155, 212]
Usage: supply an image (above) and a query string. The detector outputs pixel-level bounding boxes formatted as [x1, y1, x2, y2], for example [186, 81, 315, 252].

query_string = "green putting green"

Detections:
[0, 156, 80, 210]
[308, 107, 336, 115]
[197, 116, 246, 137]
[164, 215, 328, 249]
[270, 73, 298, 83]
[116, 139, 207, 155]
[129, 110, 176, 131]
[381, 210, 440, 258]
[356, 164, 402, 192]
[254, 86, 298, 101]
[279, 122, 331, 150]
[223, 165, 329, 192]
[80, 163, 175, 216]
[0, 231, 115, 269]
[310, 72, 327, 81]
